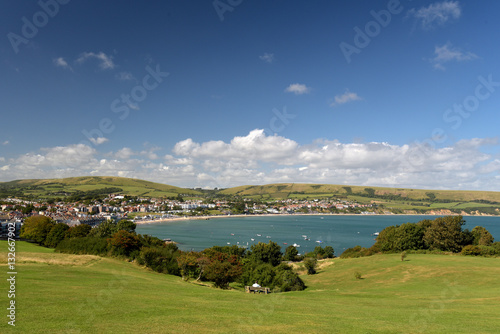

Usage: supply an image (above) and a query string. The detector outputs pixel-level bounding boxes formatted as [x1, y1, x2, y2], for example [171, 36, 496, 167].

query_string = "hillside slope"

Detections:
[2, 241, 499, 333]
[220, 183, 500, 203]
[0, 176, 201, 198]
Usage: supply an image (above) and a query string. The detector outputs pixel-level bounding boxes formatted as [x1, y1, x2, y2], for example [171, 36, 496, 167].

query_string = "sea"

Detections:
[135, 215, 500, 255]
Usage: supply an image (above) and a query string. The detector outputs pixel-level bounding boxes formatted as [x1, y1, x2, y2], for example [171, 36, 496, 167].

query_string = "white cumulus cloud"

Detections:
[77, 51, 115, 70]
[285, 83, 311, 95]
[259, 53, 274, 63]
[330, 90, 362, 106]
[430, 43, 478, 70]
[408, 1, 461, 30]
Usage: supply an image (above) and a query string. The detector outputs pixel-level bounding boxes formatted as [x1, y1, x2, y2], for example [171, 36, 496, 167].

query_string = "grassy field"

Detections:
[1, 241, 499, 333]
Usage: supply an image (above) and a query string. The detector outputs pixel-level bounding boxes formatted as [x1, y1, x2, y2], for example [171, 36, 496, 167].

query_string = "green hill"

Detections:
[0, 176, 201, 198]
[220, 183, 500, 214]
[2, 241, 499, 333]
[220, 183, 500, 202]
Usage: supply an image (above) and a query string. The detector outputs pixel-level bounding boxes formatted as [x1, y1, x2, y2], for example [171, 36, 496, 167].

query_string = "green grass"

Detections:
[1, 241, 499, 333]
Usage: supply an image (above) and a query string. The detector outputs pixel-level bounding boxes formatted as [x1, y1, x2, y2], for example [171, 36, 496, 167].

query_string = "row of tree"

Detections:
[341, 216, 499, 258]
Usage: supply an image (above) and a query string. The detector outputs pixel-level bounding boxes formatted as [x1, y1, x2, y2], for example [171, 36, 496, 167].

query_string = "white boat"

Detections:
[250, 238, 255, 241]
[293, 243, 300, 247]
[316, 240, 323, 244]
[373, 232, 380, 236]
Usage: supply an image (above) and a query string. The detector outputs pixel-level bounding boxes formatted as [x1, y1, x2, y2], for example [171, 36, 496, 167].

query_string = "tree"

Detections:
[117, 220, 137, 233]
[65, 224, 92, 238]
[283, 245, 299, 261]
[423, 216, 466, 252]
[303, 257, 317, 275]
[44, 223, 70, 248]
[323, 246, 335, 258]
[177, 251, 201, 281]
[20, 216, 55, 244]
[204, 252, 243, 289]
[108, 230, 140, 256]
[471, 226, 494, 246]
[89, 220, 118, 238]
[250, 241, 282, 266]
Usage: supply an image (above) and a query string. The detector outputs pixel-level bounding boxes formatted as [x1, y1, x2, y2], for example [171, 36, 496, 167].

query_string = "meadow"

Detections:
[1, 241, 499, 333]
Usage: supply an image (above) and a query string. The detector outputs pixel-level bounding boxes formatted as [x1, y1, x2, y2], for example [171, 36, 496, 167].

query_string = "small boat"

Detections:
[301, 235, 307, 238]
[250, 238, 255, 241]
[231, 233, 235, 236]
[316, 240, 323, 244]
[293, 243, 300, 247]
[256, 234, 262, 237]
[283, 243, 288, 245]
[227, 242, 231, 245]
[373, 232, 380, 236]
[266, 236, 271, 238]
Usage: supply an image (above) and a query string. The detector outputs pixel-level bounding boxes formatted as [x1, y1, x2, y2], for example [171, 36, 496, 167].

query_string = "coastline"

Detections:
[133, 212, 499, 225]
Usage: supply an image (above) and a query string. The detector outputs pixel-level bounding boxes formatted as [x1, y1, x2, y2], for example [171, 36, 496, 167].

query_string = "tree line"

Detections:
[341, 216, 500, 258]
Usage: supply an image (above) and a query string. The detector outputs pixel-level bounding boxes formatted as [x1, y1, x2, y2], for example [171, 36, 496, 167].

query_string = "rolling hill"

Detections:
[0, 176, 201, 198]
[220, 183, 500, 202]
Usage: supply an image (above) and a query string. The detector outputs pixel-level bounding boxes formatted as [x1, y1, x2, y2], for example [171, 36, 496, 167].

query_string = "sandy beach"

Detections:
[133, 211, 496, 225]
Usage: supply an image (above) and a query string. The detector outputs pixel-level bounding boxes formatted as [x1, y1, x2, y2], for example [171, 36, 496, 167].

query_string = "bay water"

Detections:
[136, 215, 500, 255]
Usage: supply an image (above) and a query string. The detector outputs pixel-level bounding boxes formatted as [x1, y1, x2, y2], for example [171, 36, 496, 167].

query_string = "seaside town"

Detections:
[0, 194, 376, 238]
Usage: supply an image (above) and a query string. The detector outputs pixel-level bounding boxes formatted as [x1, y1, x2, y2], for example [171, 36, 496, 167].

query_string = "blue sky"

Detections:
[1, 0, 500, 190]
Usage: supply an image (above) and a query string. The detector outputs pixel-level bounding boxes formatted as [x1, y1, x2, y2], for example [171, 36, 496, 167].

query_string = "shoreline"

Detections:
[133, 212, 499, 225]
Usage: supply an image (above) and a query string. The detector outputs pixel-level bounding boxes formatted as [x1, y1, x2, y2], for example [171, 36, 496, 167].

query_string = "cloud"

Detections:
[2, 141, 9, 146]
[408, 1, 461, 30]
[114, 147, 135, 160]
[76, 51, 115, 70]
[430, 43, 478, 70]
[53, 57, 73, 71]
[330, 90, 362, 106]
[116, 71, 134, 81]
[89, 137, 109, 145]
[285, 83, 311, 95]
[1, 133, 499, 191]
[259, 53, 274, 63]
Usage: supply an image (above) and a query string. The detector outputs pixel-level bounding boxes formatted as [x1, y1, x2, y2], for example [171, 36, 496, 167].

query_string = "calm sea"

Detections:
[135, 215, 500, 255]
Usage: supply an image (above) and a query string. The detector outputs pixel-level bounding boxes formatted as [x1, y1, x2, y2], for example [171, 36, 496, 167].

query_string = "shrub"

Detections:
[138, 246, 180, 275]
[303, 257, 317, 275]
[65, 224, 92, 238]
[340, 245, 371, 258]
[354, 271, 362, 279]
[56, 237, 110, 256]
[461, 245, 482, 256]
[283, 245, 299, 261]
[272, 263, 305, 292]
[44, 223, 70, 248]
[108, 230, 141, 257]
